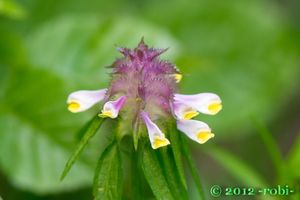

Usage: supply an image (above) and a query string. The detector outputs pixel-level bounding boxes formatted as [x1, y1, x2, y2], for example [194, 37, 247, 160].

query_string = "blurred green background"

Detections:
[0, 0, 300, 199]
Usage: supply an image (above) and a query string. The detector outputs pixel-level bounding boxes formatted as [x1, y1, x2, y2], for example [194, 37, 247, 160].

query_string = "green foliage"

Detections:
[157, 148, 188, 200]
[0, 68, 94, 193]
[155, 0, 300, 137]
[0, 113, 92, 193]
[25, 16, 179, 89]
[93, 142, 122, 200]
[168, 124, 187, 189]
[141, 143, 174, 200]
[253, 119, 283, 176]
[0, 11, 179, 195]
[60, 116, 105, 180]
[180, 136, 206, 200]
[206, 146, 268, 187]
[0, 0, 299, 199]
[287, 132, 300, 179]
[0, 0, 26, 19]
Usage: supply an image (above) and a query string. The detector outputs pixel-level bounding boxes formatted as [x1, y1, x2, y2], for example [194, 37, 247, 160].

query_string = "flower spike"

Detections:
[67, 89, 107, 113]
[64, 40, 222, 200]
[67, 40, 221, 149]
[140, 111, 170, 149]
[174, 93, 222, 117]
[99, 95, 126, 119]
[177, 119, 215, 144]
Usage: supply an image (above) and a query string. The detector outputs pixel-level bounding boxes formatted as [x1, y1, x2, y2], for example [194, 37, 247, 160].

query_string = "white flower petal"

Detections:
[173, 101, 199, 120]
[67, 89, 107, 113]
[177, 119, 214, 144]
[99, 95, 126, 118]
[174, 93, 222, 115]
[141, 111, 170, 149]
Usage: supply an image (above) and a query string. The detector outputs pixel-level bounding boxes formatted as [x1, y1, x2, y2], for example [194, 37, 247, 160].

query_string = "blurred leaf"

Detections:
[0, 114, 92, 193]
[0, 29, 27, 67]
[141, 142, 174, 200]
[143, 0, 300, 137]
[253, 118, 283, 175]
[0, 0, 26, 19]
[287, 131, 300, 179]
[93, 141, 122, 200]
[25, 15, 180, 89]
[60, 116, 105, 180]
[206, 146, 268, 187]
[0, 68, 95, 193]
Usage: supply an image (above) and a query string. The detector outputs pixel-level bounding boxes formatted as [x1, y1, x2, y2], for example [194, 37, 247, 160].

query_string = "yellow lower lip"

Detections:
[208, 102, 222, 114]
[99, 111, 114, 118]
[152, 136, 170, 149]
[196, 131, 214, 144]
[68, 102, 80, 112]
[183, 111, 199, 120]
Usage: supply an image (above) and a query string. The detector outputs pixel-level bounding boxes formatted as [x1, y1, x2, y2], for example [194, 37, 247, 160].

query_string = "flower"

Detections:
[99, 95, 126, 118]
[173, 93, 222, 119]
[141, 111, 170, 149]
[67, 39, 222, 149]
[67, 89, 107, 113]
[177, 119, 215, 144]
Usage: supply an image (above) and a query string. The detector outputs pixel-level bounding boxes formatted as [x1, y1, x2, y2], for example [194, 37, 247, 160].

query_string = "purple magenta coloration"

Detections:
[67, 39, 222, 149]
[106, 39, 179, 119]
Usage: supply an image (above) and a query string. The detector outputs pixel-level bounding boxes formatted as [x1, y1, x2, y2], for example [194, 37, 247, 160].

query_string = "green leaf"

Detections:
[0, 68, 96, 193]
[287, 131, 300, 179]
[130, 150, 149, 200]
[0, 13, 179, 193]
[25, 15, 180, 89]
[158, 148, 188, 200]
[206, 145, 268, 187]
[252, 118, 283, 176]
[60, 115, 105, 180]
[0, 0, 26, 19]
[141, 142, 174, 200]
[93, 141, 122, 200]
[168, 124, 187, 189]
[0, 114, 92, 193]
[180, 136, 206, 200]
[154, 0, 300, 138]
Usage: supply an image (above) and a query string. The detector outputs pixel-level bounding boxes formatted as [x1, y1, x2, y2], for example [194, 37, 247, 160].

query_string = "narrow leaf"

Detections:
[253, 118, 283, 175]
[93, 141, 122, 200]
[141, 142, 174, 200]
[60, 115, 105, 180]
[180, 135, 206, 200]
[131, 151, 147, 200]
[158, 148, 188, 200]
[206, 145, 268, 187]
[287, 131, 300, 178]
[168, 124, 187, 189]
